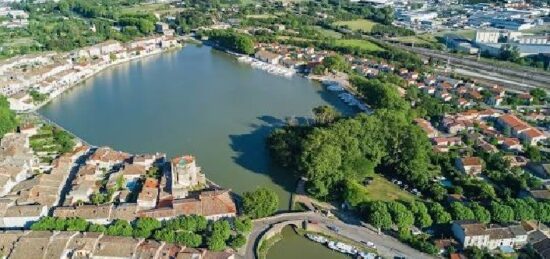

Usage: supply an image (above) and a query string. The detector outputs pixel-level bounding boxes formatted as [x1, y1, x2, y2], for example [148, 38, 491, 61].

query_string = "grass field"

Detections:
[313, 26, 342, 39]
[333, 19, 378, 32]
[245, 14, 277, 19]
[362, 175, 416, 202]
[334, 39, 384, 52]
[435, 29, 476, 40]
[121, 3, 184, 15]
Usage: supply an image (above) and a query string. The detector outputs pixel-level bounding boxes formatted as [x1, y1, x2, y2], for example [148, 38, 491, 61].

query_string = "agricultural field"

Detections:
[334, 39, 384, 52]
[333, 19, 378, 32]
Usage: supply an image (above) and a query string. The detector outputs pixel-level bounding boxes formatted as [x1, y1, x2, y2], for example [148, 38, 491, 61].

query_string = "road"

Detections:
[243, 212, 435, 259]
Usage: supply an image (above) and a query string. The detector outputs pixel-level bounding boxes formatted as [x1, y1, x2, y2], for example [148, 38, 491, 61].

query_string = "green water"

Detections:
[39, 44, 354, 208]
[268, 226, 351, 259]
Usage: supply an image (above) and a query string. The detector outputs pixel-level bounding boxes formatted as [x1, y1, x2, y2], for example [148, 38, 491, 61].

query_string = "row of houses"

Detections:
[0, 128, 89, 228]
[48, 147, 236, 226]
[0, 231, 234, 259]
[452, 220, 550, 258]
[1, 36, 180, 111]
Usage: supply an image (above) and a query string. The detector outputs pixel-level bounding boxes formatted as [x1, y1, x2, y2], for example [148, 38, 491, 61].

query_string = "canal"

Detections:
[39, 44, 354, 209]
[268, 226, 351, 259]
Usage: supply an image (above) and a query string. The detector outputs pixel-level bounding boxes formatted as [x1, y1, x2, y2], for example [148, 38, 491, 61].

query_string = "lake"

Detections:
[39, 44, 354, 209]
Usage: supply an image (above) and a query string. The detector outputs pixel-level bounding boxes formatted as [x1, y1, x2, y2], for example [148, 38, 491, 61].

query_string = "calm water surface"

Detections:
[267, 226, 351, 259]
[39, 44, 353, 208]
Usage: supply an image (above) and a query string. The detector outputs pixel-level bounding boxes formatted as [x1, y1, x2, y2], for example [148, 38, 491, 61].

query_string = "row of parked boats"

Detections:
[324, 82, 371, 114]
[306, 234, 377, 259]
[237, 56, 295, 77]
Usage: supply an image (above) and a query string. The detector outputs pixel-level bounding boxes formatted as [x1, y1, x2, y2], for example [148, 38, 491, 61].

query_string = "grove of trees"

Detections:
[31, 215, 251, 251]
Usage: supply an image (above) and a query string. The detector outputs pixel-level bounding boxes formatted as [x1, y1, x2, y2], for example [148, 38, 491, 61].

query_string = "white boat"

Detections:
[327, 84, 344, 91]
[306, 234, 328, 244]
[358, 251, 377, 259]
[327, 241, 357, 255]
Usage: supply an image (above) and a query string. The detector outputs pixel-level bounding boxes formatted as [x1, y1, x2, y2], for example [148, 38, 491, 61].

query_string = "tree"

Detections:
[525, 145, 542, 162]
[409, 201, 432, 228]
[207, 235, 226, 251]
[530, 88, 547, 102]
[507, 199, 535, 221]
[450, 202, 475, 221]
[229, 234, 247, 249]
[490, 202, 515, 224]
[0, 96, 17, 137]
[429, 203, 451, 224]
[234, 217, 252, 234]
[322, 54, 349, 72]
[469, 202, 491, 224]
[133, 217, 161, 238]
[88, 223, 106, 233]
[364, 201, 393, 231]
[65, 217, 89, 231]
[387, 201, 414, 229]
[500, 44, 520, 62]
[242, 187, 279, 219]
[312, 105, 339, 125]
[106, 219, 133, 237]
[175, 232, 202, 247]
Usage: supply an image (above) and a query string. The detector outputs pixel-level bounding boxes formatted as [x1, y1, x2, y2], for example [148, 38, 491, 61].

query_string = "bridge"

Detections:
[242, 211, 435, 259]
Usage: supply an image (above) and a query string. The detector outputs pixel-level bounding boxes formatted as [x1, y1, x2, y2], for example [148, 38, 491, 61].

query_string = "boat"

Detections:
[305, 234, 328, 244]
[357, 251, 377, 259]
[327, 84, 344, 91]
[327, 241, 357, 255]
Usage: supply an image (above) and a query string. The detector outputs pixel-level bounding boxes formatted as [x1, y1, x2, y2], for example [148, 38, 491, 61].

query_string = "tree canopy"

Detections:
[242, 187, 279, 219]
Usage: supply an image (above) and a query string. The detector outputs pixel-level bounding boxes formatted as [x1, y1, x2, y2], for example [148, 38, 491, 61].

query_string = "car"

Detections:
[327, 225, 340, 232]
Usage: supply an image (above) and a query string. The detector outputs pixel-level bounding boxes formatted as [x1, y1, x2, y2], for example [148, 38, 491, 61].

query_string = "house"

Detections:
[254, 50, 281, 65]
[140, 189, 237, 221]
[532, 236, 550, 259]
[503, 156, 528, 167]
[53, 204, 113, 225]
[502, 138, 522, 151]
[0, 205, 48, 228]
[455, 157, 483, 175]
[527, 163, 550, 179]
[87, 147, 130, 170]
[414, 118, 438, 138]
[137, 187, 158, 209]
[520, 128, 546, 146]
[452, 221, 528, 250]
[92, 235, 141, 258]
[432, 137, 463, 147]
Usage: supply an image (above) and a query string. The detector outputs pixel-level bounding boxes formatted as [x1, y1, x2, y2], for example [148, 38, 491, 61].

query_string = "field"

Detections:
[121, 3, 184, 15]
[435, 29, 476, 40]
[362, 175, 416, 202]
[245, 14, 277, 19]
[333, 19, 378, 32]
[334, 39, 384, 52]
[313, 26, 342, 39]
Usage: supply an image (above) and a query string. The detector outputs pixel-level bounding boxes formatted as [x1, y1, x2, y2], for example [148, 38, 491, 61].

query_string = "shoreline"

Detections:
[17, 44, 183, 114]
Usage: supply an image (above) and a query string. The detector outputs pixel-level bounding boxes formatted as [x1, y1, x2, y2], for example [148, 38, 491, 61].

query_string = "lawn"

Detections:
[362, 175, 416, 202]
[333, 19, 378, 32]
[334, 39, 384, 52]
